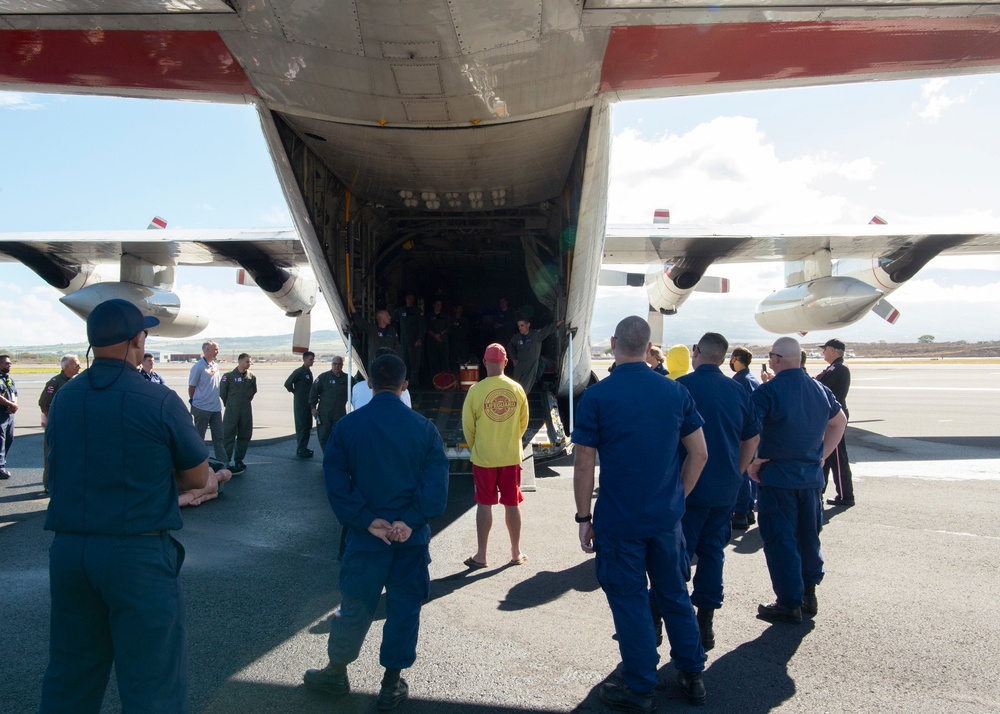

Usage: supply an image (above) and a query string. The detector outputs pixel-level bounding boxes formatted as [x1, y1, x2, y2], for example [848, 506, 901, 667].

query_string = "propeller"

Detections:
[292, 311, 312, 354]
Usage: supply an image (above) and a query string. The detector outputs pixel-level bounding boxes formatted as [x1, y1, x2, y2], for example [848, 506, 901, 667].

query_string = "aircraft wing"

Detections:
[603, 224, 1000, 265]
[0, 228, 306, 269]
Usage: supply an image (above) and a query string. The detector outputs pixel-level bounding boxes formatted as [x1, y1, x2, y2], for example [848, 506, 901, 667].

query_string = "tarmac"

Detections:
[1, 362, 999, 713]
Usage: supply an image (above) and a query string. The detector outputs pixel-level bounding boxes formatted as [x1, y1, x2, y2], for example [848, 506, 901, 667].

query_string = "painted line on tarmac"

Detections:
[852, 386, 1000, 392]
[923, 529, 1000, 541]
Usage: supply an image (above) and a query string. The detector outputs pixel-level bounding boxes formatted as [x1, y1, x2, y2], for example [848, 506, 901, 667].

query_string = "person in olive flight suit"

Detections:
[425, 299, 450, 376]
[310, 355, 349, 452]
[507, 316, 562, 394]
[285, 351, 316, 457]
[395, 293, 425, 387]
[221, 352, 257, 475]
[38, 354, 81, 495]
[353, 308, 402, 369]
[449, 304, 471, 371]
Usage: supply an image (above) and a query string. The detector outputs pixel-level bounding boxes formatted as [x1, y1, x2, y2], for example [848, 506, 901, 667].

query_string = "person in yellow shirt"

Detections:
[461, 343, 530, 568]
[666, 344, 692, 380]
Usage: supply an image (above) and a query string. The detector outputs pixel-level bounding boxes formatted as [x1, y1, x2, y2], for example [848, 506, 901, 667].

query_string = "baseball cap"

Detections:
[484, 343, 507, 363]
[87, 299, 160, 347]
[822, 338, 846, 351]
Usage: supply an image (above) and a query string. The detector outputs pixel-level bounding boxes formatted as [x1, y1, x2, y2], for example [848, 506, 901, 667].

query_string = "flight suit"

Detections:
[309, 370, 349, 451]
[507, 322, 557, 394]
[285, 365, 314, 453]
[395, 304, 425, 385]
[220, 367, 257, 464]
[449, 312, 470, 370]
[425, 309, 450, 375]
[38, 371, 72, 491]
[355, 313, 402, 368]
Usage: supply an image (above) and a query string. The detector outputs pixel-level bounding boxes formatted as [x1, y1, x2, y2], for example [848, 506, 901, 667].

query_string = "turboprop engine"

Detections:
[754, 276, 883, 334]
[60, 283, 210, 338]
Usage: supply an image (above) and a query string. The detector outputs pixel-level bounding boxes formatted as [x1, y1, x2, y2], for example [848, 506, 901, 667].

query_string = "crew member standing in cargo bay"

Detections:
[507, 316, 562, 394]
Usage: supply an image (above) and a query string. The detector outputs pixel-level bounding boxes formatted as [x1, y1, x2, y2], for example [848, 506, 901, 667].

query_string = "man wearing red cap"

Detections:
[461, 343, 530, 568]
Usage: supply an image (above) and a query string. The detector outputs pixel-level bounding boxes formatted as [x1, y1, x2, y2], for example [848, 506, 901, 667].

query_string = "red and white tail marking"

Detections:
[653, 209, 670, 225]
[869, 215, 887, 225]
[148, 216, 167, 230]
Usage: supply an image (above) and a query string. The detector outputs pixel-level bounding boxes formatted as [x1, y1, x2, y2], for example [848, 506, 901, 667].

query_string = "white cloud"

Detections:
[916, 78, 974, 123]
[0, 285, 88, 346]
[176, 283, 340, 340]
[259, 204, 293, 225]
[608, 117, 878, 225]
[0, 91, 44, 111]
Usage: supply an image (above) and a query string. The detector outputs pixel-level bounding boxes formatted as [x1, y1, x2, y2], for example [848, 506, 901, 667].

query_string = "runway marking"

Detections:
[924, 529, 1000, 541]
[852, 386, 1000, 392]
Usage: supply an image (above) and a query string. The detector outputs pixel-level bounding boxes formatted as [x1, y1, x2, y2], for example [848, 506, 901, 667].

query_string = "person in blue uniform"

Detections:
[677, 333, 760, 651]
[304, 354, 449, 711]
[573, 316, 709, 712]
[730, 346, 762, 529]
[0, 354, 18, 480]
[815, 338, 855, 506]
[749, 336, 847, 623]
[39, 298, 226, 714]
[140, 352, 167, 385]
[284, 351, 316, 457]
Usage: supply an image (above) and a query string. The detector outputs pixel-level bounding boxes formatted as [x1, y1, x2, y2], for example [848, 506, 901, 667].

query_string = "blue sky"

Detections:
[2, 74, 1000, 348]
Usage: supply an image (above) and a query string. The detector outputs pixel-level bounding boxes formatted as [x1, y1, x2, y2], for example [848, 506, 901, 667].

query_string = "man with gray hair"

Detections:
[573, 315, 709, 711]
[188, 340, 227, 462]
[38, 354, 82, 495]
[749, 336, 847, 623]
[310, 354, 349, 452]
[677, 333, 760, 650]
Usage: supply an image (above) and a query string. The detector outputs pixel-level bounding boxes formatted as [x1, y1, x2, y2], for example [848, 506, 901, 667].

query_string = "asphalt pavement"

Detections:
[1, 362, 999, 713]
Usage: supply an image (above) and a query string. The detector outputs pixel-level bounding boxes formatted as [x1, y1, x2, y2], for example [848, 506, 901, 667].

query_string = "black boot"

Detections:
[303, 662, 349, 695]
[696, 607, 715, 652]
[377, 668, 408, 710]
[803, 583, 818, 615]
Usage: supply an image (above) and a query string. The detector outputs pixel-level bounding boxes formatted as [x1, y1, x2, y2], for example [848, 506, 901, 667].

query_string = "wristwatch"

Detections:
[575, 513, 592, 523]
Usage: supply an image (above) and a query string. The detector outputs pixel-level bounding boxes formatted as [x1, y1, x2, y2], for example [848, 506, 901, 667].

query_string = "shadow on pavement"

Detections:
[700, 619, 815, 712]
[199, 680, 565, 714]
[497, 560, 600, 611]
[572, 619, 814, 712]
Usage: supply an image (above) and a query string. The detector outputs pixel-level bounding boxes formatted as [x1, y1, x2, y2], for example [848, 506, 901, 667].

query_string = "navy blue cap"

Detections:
[87, 299, 160, 347]
[822, 338, 846, 351]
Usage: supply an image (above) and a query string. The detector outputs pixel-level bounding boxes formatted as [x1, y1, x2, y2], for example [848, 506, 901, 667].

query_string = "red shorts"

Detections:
[473, 464, 523, 507]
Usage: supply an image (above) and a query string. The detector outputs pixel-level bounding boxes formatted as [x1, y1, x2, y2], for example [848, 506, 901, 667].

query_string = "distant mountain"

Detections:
[3, 330, 346, 361]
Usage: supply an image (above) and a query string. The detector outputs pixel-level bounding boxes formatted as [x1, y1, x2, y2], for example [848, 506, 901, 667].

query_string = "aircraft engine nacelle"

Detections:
[646, 266, 696, 316]
[59, 283, 210, 338]
[754, 276, 884, 334]
[236, 268, 316, 317]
